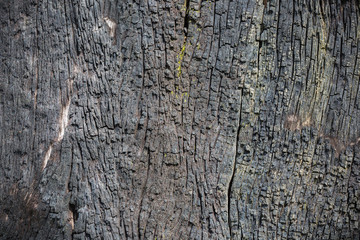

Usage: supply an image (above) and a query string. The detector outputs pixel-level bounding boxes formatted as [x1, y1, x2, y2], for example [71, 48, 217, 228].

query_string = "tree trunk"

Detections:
[1, 0, 359, 239]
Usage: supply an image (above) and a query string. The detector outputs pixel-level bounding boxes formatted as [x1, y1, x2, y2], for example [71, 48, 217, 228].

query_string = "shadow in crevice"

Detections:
[0, 187, 50, 239]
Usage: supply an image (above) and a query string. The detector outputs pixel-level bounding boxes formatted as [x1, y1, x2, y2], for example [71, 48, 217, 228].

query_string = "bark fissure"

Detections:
[184, 0, 191, 36]
[228, 89, 243, 238]
[1, 0, 360, 239]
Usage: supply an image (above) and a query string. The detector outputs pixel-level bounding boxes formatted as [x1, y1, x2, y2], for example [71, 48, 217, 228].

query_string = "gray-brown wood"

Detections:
[0, 0, 359, 239]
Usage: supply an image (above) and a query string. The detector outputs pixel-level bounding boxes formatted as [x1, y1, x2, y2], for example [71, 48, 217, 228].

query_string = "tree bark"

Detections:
[0, 0, 359, 239]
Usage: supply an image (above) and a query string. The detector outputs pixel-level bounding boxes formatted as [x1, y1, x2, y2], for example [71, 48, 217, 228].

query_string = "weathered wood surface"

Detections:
[0, 0, 359, 239]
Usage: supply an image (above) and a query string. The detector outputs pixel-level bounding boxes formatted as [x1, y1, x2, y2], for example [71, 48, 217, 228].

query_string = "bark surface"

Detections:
[0, 0, 360, 239]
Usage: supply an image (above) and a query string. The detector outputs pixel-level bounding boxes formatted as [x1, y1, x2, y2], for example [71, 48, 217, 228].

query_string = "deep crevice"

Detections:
[227, 166, 236, 238]
[68, 202, 78, 238]
[69, 203, 78, 221]
[228, 90, 243, 238]
[184, 0, 191, 36]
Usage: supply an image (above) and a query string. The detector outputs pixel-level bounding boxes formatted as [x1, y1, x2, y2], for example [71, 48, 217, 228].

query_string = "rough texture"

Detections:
[0, 0, 359, 239]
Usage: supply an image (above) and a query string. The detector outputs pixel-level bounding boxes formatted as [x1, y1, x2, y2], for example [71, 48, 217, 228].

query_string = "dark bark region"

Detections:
[0, 0, 359, 239]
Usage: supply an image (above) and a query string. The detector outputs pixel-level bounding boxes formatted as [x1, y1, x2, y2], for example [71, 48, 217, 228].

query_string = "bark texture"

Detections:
[0, 0, 360, 239]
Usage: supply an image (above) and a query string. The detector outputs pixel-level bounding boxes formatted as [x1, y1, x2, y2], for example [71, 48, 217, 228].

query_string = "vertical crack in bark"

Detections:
[67, 143, 75, 235]
[184, 0, 190, 37]
[137, 152, 151, 239]
[258, 5, 265, 79]
[177, 0, 191, 79]
[135, 24, 145, 136]
[228, 89, 243, 238]
[68, 202, 78, 237]
[68, 203, 75, 230]
[227, 160, 236, 238]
